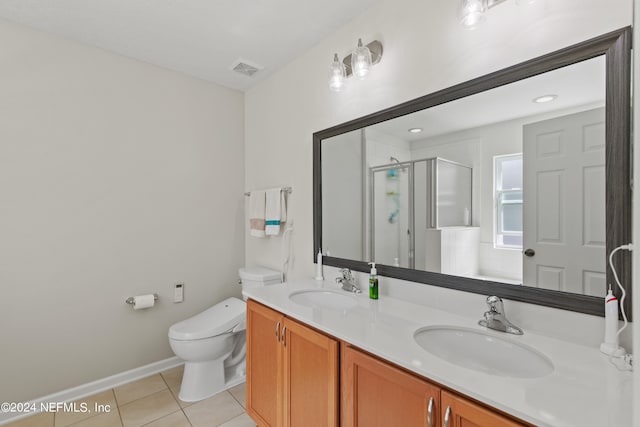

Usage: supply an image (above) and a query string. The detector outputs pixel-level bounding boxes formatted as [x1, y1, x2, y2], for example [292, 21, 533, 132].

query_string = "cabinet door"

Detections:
[246, 300, 283, 427]
[441, 391, 527, 427]
[282, 317, 339, 427]
[342, 345, 440, 427]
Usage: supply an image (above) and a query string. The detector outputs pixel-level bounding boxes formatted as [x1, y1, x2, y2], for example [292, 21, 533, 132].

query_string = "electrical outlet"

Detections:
[174, 283, 184, 303]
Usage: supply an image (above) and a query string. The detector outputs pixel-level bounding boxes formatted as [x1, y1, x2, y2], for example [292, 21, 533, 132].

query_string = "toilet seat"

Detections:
[169, 297, 246, 341]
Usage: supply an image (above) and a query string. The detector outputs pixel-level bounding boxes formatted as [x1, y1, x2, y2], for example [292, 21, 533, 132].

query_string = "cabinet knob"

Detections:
[524, 248, 535, 257]
[281, 325, 287, 347]
[427, 397, 434, 427]
[275, 321, 281, 342]
[444, 406, 451, 427]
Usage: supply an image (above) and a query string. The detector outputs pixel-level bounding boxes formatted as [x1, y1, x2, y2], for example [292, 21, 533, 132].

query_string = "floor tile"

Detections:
[119, 390, 180, 427]
[228, 383, 246, 408]
[217, 413, 255, 427]
[159, 366, 184, 391]
[69, 408, 122, 427]
[3, 372, 250, 427]
[183, 391, 244, 427]
[114, 375, 168, 406]
[168, 386, 194, 409]
[142, 410, 191, 427]
[55, 389, 117, 426]
[3, 411, 54, 427]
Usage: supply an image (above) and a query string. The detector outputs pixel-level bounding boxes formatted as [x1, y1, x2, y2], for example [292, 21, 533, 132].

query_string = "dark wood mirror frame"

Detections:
[313, 27, 632, 318]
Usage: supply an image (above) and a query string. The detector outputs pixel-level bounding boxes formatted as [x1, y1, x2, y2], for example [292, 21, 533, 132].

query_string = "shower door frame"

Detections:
[369, 161, 415, 269]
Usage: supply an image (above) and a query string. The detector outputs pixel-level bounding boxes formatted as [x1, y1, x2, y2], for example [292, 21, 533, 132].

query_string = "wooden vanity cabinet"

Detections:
[247, 301, 528, 427]
[440, 390, 525, 427]
[342, 344, 440, 427]
[246, 300, 282, 426]
[246, 300, 339, 427]
[342, 345, 529, 427]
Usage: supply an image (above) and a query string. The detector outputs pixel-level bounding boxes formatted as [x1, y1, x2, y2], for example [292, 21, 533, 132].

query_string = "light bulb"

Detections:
[328, 53, 346, 92]
[459, 0, 486, 29]
[351, 39, 372, 79]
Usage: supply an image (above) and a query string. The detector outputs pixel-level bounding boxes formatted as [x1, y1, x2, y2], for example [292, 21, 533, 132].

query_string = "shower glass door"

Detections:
[369, 163, 413, 268]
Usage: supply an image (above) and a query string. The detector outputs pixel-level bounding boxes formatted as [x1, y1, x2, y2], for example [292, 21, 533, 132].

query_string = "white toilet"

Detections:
[168, 267, 281, 402]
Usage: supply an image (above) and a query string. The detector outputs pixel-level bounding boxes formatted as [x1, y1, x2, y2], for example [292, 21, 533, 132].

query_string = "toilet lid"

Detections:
[169, 297, 246, 341]
[239, 266, 281, 282]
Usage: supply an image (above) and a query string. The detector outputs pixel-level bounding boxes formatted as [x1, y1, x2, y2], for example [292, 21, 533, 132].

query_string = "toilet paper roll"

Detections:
[133, 294, 155, 310]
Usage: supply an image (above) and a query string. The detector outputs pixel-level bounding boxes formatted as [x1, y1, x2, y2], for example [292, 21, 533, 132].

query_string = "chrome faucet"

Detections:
[335, 268, 361, 293]
[478, 296, 523, 335]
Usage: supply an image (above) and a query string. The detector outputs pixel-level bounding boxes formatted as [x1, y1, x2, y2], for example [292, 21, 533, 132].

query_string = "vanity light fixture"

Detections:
[328, 53, 347, 92]
[459, 0, 487, 29]
[351, 38, 372, 79]
[327, 39, 383, 91]
[408, 128, 423, 134]
[460, 0, 536, 29]
[533, 94, 557, 103]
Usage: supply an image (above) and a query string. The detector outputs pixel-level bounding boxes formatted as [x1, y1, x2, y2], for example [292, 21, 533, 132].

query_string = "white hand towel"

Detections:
[265, 188, 286, 235]
[280, 190, 287, 223]
[249, 190, 266, 238]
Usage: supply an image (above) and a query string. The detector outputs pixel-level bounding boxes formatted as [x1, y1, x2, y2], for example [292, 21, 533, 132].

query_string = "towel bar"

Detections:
[244, 186, 292, 196]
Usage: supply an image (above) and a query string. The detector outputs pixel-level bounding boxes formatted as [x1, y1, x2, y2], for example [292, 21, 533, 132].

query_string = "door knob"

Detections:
[524, 248, 535, 257]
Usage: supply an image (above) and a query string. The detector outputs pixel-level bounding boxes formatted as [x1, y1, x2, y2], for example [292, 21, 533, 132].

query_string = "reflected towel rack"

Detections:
[244, 186, 292, 196]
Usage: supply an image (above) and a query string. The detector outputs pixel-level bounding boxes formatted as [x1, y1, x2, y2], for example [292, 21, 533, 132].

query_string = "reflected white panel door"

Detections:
[523, 108, 605, 296]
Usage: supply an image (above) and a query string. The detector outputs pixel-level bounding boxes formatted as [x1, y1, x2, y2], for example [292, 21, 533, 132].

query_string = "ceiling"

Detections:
[0, 0, 380, 91]
[370, 55, 606, 142]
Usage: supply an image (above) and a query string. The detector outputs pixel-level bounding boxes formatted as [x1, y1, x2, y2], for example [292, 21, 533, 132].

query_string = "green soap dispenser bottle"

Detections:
[368, 262, 379, 300]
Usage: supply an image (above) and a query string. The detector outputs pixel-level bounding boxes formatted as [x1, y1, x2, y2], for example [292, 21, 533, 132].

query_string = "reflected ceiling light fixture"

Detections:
[460, 0, 535, 29]
[533, 94, 558, 103]
[408, 128, 423, 134]
[328, 53, 347, 92]
[328, 38, 383, 91]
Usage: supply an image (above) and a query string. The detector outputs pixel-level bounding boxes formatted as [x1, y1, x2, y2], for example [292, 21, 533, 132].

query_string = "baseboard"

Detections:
[0, 357, 183, 426]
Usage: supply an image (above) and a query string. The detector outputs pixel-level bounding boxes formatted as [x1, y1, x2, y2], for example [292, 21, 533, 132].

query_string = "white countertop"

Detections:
[243, 279, 634, 427]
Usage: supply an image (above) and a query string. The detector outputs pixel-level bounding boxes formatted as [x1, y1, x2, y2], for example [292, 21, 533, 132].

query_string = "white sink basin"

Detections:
[289, 289, 358, 310]
[413, 326, 554, 378]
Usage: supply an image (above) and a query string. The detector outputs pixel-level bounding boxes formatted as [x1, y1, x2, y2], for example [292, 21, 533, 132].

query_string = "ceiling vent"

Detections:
[231, 59, 263, 77]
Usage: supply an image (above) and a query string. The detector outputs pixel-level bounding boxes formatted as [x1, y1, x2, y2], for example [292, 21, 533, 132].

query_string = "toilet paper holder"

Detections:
[125, 294, 159, 305]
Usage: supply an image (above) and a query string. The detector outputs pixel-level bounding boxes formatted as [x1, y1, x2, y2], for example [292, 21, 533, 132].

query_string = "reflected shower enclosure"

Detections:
[369, 158, 472, 269]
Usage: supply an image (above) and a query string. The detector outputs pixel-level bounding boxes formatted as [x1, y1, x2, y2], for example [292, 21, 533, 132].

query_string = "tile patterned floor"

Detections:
[5, 366, 254, 427]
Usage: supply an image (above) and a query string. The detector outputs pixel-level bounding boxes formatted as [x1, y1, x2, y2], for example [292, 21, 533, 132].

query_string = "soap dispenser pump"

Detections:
[368, 262, 379, 300]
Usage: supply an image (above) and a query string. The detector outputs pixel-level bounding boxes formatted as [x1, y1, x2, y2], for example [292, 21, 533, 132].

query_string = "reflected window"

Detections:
[495, 154, 523, 248]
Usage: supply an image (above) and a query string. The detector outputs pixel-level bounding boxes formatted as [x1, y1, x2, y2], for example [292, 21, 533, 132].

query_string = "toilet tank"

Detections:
[239, 266, 282, 300]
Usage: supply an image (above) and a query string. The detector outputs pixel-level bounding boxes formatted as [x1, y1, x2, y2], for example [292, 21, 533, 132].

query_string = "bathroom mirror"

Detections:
[313, 27, 631, 317]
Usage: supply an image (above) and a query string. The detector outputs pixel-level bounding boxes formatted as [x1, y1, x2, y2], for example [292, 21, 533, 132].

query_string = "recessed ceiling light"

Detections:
[533, 94, 557, 104]
[408, 128, 423, 134]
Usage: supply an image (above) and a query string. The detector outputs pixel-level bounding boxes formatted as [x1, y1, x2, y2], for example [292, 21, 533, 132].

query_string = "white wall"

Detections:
[245, 0, 630, 280]
[0, 20, 245, 402]
[321, 130, 363, 260]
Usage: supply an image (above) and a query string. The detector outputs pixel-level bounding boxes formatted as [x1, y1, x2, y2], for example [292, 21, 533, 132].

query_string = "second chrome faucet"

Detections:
[478, 296, 523, 335]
